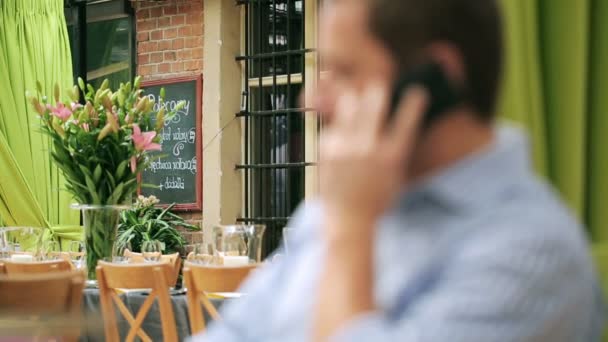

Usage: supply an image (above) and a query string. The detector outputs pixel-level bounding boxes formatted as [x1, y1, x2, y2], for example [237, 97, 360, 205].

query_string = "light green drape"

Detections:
[0, 0, 81, 245]
[499, 0, 608, 243]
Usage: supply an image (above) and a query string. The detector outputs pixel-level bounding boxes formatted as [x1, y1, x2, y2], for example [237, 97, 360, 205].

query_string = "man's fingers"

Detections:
[388, 86, 429, 153]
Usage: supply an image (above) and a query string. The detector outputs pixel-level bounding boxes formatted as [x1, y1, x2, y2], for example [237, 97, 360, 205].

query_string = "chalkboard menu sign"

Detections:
[140, 76, 202, 211]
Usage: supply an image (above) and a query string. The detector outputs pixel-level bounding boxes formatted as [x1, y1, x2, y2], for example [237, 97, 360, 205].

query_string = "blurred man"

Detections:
[195, 0, 603, 341]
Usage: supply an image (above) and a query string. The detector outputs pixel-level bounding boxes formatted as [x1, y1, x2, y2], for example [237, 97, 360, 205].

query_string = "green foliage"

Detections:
[116, 197, 200, 255]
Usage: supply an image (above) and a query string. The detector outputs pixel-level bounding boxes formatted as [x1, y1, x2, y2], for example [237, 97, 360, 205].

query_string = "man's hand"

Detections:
[319, 84, 428, 240]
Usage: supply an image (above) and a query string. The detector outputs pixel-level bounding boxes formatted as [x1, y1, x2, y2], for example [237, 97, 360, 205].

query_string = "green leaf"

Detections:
[104, 170, 116, 189]
[83, 173, 101, 205]
[93, 164, 102, 184]
[116, 160, 128, 180]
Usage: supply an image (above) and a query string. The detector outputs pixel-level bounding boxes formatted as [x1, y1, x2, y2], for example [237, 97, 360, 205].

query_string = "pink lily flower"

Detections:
[71, 102, 83, 111]
[131, 124, 161, 152]
[82, 123, 90, 132]
[47, 102, 72, 121]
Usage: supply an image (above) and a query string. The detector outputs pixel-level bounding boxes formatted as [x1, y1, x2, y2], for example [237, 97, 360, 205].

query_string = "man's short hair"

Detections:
[368, 0, 504, 120]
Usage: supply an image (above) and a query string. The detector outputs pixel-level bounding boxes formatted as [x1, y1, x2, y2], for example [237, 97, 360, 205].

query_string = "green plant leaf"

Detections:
[93, 164, 102, 184]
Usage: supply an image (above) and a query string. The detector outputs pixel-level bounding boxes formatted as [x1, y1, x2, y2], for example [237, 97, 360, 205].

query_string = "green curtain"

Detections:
[0, 0, 81, 245]
[499, 0, 608, 243]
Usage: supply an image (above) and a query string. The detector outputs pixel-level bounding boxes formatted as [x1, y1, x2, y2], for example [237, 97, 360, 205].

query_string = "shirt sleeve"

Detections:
[189, 200, 322, 342]
[330, 224, 601, 342]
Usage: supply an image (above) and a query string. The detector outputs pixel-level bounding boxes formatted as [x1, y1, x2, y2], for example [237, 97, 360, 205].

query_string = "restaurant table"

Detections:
[81, 288, 227, 341]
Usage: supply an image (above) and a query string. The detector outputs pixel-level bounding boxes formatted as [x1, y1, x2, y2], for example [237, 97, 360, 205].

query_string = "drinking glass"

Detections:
[68, 241, 86, 269]
[212, 225, 266, 266]
[191, 242, 217, 265]
[142, 240, 162, 263]
[41, 240, 60, 260]
[111, 241, 132, 264]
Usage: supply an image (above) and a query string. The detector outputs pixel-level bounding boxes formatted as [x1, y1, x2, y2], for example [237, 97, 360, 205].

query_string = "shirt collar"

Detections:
[399, 125, 532, 212]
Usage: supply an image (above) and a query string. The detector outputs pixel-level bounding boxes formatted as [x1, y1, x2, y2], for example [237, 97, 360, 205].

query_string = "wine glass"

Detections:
[68, 241, 85, 269]
[112, 241, 132, 264]
[142, 240, 162, 263]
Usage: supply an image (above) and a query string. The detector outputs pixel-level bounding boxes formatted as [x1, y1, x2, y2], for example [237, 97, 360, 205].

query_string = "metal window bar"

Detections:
[236, 0, 314, 256]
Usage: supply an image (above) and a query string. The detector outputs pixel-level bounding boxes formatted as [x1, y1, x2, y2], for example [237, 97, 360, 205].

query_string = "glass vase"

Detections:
[73, 205, 128, 286]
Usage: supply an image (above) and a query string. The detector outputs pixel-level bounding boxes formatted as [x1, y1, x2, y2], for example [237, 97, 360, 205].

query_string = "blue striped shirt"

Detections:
[195, 126, 604, 342]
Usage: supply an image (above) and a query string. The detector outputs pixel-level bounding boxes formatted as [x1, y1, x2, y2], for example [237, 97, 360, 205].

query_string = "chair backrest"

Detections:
[96, 261, 177, 342]
[2, 259, 72, 275]
[183, 261, 257, 334]
[184, 260, 257, 293]
[0, 271, 85, 340]
[124, 250, 182, 286]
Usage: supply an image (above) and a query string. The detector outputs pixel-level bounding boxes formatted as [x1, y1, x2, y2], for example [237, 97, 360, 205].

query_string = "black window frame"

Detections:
[236, 0, 317, 256]
[64, 0, 136, 86]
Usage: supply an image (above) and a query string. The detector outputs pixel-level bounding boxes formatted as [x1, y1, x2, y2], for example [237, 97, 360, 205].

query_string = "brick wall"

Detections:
[132, 0, 205, 246]
[133, 0, 204, 82]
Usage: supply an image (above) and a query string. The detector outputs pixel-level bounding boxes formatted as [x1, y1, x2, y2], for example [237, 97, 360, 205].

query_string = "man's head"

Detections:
[317, 0, 503, 123]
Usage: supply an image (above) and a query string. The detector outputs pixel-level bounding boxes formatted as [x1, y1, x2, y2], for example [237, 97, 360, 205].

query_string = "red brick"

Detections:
[138, 53, 150, 64]
[172, 38, 185, 50]
[186, 13, 202, 26]
[164, 51, 177, 61]
[178, 26, 192, 37]
[139, 41, 158, 53]
[164, 5, 178, 16]
[171, 62, 184, 73]
[137, 31, 149, 42]
[184, 60, 201, 71]
[177, 4, 191, 13]
[139, 64, 156, 76]
[150, 52, 163, 63]
[192, 47, 203, 59]
[138, 9, 150, 20]
[150, 7, 163, 18]
[177, 49, 193, 60]
[158, 17, 170, 28]
[158, 40, 172, 50]
[137, 18, 157, 31]
[158, 63, 172, 73]
[171, 15, 186, 26]
[150, 30, 163, 40]
[184, 36, 203, 48]
[163, 28, 177, 39]
[191, 24, 203, 36]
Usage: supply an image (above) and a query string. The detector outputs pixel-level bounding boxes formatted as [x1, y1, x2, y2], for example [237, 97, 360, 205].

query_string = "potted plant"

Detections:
[116, 195, 201, 255]
[28, 77, 183, 282]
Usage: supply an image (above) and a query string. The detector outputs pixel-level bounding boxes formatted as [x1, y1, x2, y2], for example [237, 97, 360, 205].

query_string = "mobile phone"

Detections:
[388, 63, 462, 129]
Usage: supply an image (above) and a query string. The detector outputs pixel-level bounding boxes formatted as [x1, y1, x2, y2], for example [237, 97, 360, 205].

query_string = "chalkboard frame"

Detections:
[140, 75, 203, 212]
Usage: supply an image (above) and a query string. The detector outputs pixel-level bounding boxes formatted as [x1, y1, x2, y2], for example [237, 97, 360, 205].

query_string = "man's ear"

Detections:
[425, 42, 466, 89]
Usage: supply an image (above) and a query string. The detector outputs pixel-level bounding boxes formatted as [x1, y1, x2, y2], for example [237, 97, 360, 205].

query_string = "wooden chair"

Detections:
[124, 250, 182, 286]
[96, 261, 178, 342]
[0, 271, 85, 341]
[183, 260, 257, 333]
[2, 259, 72, 275]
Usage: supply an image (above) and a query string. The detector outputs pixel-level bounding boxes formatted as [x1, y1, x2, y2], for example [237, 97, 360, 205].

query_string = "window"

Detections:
[237, 0, 319, 255]
[65, 0, 135, 88]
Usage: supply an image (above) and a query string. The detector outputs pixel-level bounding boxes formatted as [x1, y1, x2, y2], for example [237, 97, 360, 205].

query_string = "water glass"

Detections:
[41, 240, 60, 260]
[191, 242, 217, 265]
[142, 240, 162, 263]
[212, 225, 266, 266]
[111, 241, 132, 264]
[68, 241, 86, 269]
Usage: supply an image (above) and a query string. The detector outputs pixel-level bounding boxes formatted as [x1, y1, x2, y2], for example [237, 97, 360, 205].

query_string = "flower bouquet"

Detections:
[28, 77, 182, 281]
